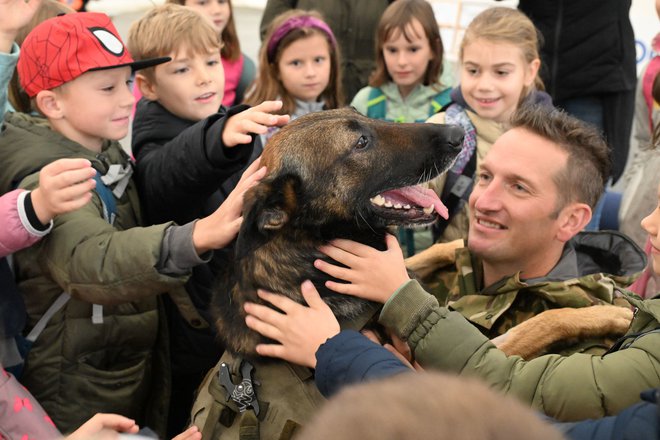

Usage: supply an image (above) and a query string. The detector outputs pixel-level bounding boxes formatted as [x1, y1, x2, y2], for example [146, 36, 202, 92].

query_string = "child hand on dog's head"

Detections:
[243, 9, 344, 144]
[129, 4, 288, 148]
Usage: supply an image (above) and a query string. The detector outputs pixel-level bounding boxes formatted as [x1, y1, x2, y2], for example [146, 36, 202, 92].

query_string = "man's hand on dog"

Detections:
[193, 158, 266, 254]
[244, 280, 340, 368]
[315, 234, 410, 304]
[223, 100, 290, 147]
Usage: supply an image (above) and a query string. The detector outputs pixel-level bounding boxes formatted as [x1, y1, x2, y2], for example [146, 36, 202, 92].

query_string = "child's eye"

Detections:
[466, 67, 478, 75]
[385, 47, 397, 55]
[207, 59, 220, 67]
[409, 46, 420, 53]
[289, 60, 302, 67]
[101, 85, 115, 92]
[497, 70, 511, 77]
[314, 56, 326, 64]
[173, 67, 189, 74]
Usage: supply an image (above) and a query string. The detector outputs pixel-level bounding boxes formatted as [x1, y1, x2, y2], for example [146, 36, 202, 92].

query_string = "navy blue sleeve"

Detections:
[556, 399, 659, 440]
[314, 330, 411, 398]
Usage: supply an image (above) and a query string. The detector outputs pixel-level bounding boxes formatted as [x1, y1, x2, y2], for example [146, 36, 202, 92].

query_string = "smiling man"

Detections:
[415, 104, 646, 352]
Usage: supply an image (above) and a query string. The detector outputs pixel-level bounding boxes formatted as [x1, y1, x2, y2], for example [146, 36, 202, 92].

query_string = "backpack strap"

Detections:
[366, 87, 387, 120]
[429, 88, 452, 116]
[433, 104, 478, 239]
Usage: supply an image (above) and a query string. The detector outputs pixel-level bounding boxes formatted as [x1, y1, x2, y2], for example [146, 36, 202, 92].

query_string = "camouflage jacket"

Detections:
[421, 231, 646, 354]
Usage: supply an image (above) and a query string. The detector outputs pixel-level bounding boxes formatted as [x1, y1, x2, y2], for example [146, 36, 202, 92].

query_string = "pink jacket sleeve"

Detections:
[0, 367, 61, 440]
[0, 189, 52, 258]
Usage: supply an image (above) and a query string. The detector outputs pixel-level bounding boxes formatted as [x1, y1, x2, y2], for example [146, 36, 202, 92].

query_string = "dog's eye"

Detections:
[355, 135, 369, 150]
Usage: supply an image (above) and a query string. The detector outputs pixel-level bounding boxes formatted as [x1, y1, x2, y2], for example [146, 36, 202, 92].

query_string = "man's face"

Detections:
[146, 46, 224, 122]
[467, 128, 569, 270]
[52, 67, 134, 151]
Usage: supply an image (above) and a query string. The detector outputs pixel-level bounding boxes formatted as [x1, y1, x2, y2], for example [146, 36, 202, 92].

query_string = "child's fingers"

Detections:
[41, 158, 93, 176]
[255, 289, 301, 314]
[245, 314, 282, 342]
[317, 243, 360, 268]
[385, 233, 403, 252]
[250, 100, 283, 113]
[300, 280, 326, 309]
[314, 258, 353, 282]
[327, 238, 374, 257]
[255, 343, 287, 360]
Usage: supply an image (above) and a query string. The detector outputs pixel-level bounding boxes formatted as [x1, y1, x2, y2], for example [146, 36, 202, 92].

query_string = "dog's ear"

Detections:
[236, 174, 301, 259]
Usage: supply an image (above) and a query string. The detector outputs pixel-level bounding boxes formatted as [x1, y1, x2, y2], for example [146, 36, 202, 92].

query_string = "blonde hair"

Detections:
[300, 372, 565, 440]
[10, 0, 74, 113]
[460, 7, 544, 100]
[369, 0, 444, 89]
[166, 0, 241, 61]
[243, 9, 344, 114]
[127, 3, 222, 83]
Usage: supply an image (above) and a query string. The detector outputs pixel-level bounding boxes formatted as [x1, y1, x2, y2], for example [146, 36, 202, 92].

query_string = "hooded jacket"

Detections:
[351, 82, 450, 123]
[0, 111, 199, 435]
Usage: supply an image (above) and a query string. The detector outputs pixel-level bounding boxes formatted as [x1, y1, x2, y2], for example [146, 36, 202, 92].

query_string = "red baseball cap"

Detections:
[17, 12, 170, 97]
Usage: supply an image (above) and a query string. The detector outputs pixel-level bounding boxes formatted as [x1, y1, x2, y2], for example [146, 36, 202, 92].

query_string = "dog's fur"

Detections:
[212, 108, 464, 356]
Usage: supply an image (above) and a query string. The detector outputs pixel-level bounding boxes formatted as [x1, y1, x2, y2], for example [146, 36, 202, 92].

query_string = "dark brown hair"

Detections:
[243, 9, 344, 115]
[369, 0, 444, 89]
[510, 104, 611, 210]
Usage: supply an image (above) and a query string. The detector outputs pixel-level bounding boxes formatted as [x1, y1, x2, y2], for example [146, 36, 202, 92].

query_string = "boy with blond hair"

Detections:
[127, 4, 289, 435]
[0, 11, 273, 436]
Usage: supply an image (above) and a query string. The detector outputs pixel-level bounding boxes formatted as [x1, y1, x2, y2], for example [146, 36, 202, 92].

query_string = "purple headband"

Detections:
[266, 15, 337, 62]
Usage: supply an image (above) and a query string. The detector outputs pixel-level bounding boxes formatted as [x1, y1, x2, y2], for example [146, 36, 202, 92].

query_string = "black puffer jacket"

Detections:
[132, 98, 262, 433]
[517, 0, 636, 102]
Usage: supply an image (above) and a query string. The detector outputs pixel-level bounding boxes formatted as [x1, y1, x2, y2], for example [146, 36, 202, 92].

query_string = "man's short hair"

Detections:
[510, 104, 611, 211]
[127, 3, 222, 83]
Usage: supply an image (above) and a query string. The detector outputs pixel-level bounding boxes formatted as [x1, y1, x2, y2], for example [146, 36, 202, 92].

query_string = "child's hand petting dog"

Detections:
[315, 234, 410, 304]
[244, 280, 340, 368]
[222, 100, 290, 147]
[192, 158, 266, 254]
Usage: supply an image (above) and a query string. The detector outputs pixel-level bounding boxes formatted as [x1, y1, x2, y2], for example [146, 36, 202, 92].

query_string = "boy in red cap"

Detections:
[0, 11, 272, 436]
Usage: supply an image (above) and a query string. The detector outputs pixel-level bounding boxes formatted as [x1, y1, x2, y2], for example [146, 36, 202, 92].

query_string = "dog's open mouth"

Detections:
[369, 185, 448, 225]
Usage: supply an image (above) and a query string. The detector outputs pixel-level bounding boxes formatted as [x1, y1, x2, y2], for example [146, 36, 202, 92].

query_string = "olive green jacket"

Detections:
[380, 279, 660, 421]
[0, 112, 196, 434]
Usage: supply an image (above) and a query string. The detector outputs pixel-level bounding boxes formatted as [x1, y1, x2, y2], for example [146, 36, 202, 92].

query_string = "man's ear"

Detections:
[35, 90, 64, 119]
[136, 73, 159, 101]
[235, 174, 301, 259]
[556, 202, 592, 242]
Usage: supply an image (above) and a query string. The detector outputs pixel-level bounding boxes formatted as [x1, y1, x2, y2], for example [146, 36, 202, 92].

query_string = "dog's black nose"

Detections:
[445, 125, 465, 151]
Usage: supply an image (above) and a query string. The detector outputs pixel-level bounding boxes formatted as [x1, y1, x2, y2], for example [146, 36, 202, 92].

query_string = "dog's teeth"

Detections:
[370, 194, 386, 206]
[403, 204, 411, 209]
[384, 201, 393, 208]
[423, 205, 434, 215]
[394, 203, 402, 209]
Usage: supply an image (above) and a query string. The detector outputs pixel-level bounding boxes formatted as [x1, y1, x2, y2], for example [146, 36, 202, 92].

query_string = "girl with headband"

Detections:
[244, 9, 344, 145]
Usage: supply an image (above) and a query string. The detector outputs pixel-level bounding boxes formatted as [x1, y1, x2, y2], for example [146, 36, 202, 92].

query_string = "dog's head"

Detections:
[237, 107, 464, 256]
[217, 108, 463, 355]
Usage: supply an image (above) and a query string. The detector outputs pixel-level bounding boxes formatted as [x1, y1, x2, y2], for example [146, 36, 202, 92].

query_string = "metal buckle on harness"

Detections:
[218, 360, 260, 416]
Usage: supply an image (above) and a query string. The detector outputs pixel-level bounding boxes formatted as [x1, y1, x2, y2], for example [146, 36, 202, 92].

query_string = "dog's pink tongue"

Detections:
[382, 185, 449, 219]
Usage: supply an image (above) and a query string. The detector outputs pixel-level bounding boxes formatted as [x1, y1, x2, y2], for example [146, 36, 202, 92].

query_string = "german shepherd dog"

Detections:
[212, 107, 463, 356]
